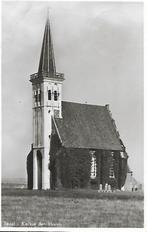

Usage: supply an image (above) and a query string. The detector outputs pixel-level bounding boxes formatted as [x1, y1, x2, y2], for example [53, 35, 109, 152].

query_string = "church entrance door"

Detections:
[37, 150, 42, 189]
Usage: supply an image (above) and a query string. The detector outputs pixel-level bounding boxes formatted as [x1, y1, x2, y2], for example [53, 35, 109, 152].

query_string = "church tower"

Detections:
[30, 15, 64, 190]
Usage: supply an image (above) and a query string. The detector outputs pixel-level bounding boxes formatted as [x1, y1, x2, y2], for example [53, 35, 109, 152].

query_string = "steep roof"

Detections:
[38, 15, 56, 75]
[54, 101, 123, 151]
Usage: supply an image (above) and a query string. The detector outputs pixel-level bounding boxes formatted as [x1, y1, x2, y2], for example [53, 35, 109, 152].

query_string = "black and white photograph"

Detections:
[2, 1, 144, 228]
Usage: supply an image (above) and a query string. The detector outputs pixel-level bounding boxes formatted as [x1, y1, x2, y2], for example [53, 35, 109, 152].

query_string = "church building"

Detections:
[27, 15, 128, 190]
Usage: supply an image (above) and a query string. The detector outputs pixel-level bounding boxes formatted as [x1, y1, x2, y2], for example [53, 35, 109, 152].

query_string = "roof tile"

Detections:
[55, 101, 123, 151]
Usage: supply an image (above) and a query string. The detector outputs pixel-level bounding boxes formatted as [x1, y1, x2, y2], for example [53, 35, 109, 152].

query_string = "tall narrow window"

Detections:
[34, 90, 37, 103]
[109, 152, 115, 178]
[38, 89, 41, 103]
[54, 90, 58, 101]
[90, 151, 97, 179]
[48, 90, 51, 100]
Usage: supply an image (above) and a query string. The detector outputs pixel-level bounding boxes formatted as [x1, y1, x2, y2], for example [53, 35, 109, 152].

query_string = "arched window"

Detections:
[109, 152, 115, 178]
[90, 151, 97, 179]
[54, 90, 58, 101]
[48, 90, 52, 100]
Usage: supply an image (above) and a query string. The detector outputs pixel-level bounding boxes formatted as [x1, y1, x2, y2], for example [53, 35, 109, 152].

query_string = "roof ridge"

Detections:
[62, 100, 105, 108]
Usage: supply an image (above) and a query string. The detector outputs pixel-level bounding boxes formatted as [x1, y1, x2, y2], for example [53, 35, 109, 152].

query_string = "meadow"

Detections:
[2, 186, 144, 228]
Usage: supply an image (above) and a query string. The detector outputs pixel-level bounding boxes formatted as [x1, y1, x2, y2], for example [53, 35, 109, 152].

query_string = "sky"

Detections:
[2, 1, 143, 184]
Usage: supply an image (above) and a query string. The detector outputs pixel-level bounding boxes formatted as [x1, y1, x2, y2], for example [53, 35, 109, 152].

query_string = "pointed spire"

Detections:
[38, 12, 56, 76]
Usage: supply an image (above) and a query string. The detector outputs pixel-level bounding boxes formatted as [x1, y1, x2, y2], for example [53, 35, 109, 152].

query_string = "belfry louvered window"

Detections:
[90, 151, 97, 179]
[109, 152, 115, 178]
[54, 90, 58, 101]
[48, 90, 51, 100]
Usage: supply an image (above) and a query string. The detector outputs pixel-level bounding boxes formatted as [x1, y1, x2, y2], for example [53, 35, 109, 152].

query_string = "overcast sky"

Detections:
[2, 1, 143, 184]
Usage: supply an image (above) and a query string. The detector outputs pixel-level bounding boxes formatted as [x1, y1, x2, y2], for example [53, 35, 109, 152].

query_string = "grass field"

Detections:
[2, 187, 144, 228]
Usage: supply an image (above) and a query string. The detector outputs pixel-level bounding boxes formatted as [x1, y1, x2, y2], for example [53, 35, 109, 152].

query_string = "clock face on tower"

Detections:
[54, 109, 60, 118]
